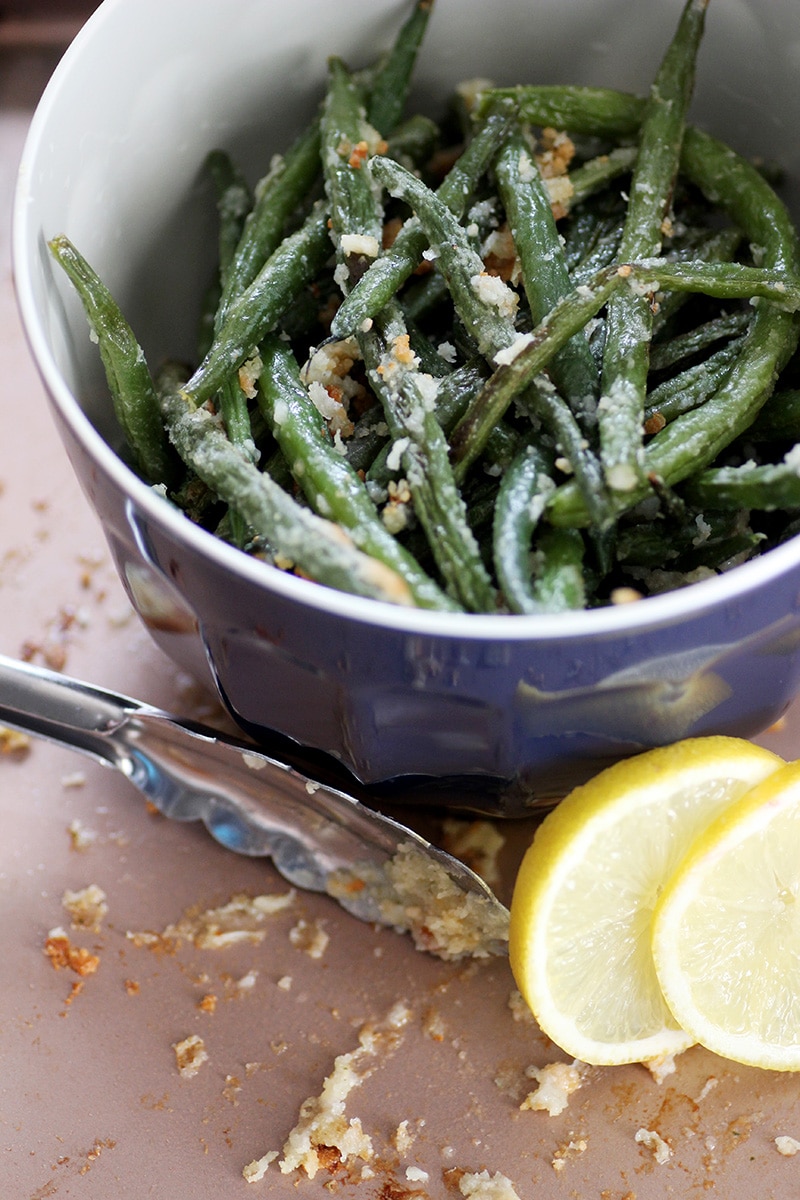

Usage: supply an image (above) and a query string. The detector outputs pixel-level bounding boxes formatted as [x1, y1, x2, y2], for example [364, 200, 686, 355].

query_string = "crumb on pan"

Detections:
[62, 883, 108, 932]
[458, 1168, 523, 1199]
[173, 1034, 209, 1079]
[127, 889, 296, 951]
[44, 927, 100, 977]
[642, 1051, 679, 1084]
[243, 1003, 411, 1183]
[775, 1135, 800, 1156]
[520, 1060, 586, 1116]
[635, 1126, 672, 1165]
[289, 917, 330, 959]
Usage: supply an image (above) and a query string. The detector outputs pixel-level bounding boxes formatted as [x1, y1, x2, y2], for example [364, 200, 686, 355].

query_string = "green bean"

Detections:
[321, 56, 495, 611]
[256, 334, 457, 610]
[182, 202, 331, 407]
[330, 100, 516, 339]
[159, 388, 416, 606]
[649, 226, 744, 336]
[520, 380, 612, 533]
[682, 455, 800, 511]
[359, 303, 498, 612]
[492, 442, 555, 613]
[219, 117, 322, 314]
[645, 338, 744, 425]
[322, 56, 384, 289]
[367, 0, 434, 135]
[598, 0, 709, 497]
[450, 265, 629, 480]
[494, 128, 599, 421]
[747, 388, 800, 444]
[48, 234, 176, 485]
[451, 259, 800, 487]
[475, 86, 646, 139]
[385, 113, 440, 167]
[566, 145, 638, 210]
[204, 149, 252, 288]
[369, 153, 518, 360]
[531, 528, 586, 612]
[649, 309, 751, 372]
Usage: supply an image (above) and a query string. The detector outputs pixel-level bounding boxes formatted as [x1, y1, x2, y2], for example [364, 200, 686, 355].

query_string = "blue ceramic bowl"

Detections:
[14, 0, 800, 809]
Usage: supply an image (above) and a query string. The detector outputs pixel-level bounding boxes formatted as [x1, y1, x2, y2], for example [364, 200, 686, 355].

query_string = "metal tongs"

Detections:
[0, 654, 509, 957]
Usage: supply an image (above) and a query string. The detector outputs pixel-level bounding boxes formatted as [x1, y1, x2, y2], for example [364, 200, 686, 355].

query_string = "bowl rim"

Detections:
[13, 0, 800, 644]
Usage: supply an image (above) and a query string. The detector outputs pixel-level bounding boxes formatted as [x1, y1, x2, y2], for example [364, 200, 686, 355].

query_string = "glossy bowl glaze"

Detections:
[14, 0, 800, 808]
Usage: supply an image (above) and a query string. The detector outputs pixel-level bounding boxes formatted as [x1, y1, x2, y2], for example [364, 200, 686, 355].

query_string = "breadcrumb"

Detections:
[173, 1034, 209, 1079]
[520, 1060, 585, 1116]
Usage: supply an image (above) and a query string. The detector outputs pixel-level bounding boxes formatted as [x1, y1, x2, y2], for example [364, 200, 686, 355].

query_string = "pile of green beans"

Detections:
[50, 0, 800, 613]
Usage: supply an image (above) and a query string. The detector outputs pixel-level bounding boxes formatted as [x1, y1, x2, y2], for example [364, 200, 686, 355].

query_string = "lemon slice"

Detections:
[652, 758, 800, 1070]
[508, 737, 783, 1065]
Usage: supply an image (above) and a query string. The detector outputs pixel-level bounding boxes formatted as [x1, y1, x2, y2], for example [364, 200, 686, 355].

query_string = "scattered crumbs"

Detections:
[61, 771, 87, 789]
[44, 927, 100, 977]
[289, 917, 330, 959]
[223, 1074, 242, 1104]
[552, 1137, 588, 1172]
[62, 883, 107, 932]
[458, 1168, 522, 1199]
[277, 975, 293, 991]
[68, 818, 97, 851]
[243, 1004, 411, 1183]
[422, 1006, 446, 1042]
[394, 1120, 416, 1155]
[327, 841, 509, 960]
[197, 993, 218, 1014]
[407, 1165, 429, 1183]
[243, 1151, 279, 1182]
[642, 1051, 678, 1085]
[507, 989, 536, 1024]
[78, 1137, 116, 1176]
[124, 979, 140, 996]
[695, 1076, 719, 1103]
[635, 1126, 672, 1165]
[775, 1135, 800, 1156]
[127, 889, 296, 951]
[520, 1060, 586, 1116]
[235, 970, 258, 993]
[172, 1034, 209, 1079]
[0, 726, 31, 757]
[440, 818, 505, 886]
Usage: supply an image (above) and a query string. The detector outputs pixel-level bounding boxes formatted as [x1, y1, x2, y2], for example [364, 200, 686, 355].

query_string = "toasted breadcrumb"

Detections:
[642, 1051, 678, 1084]
[289, 918, 330, 959]
[44, 927, 100, 977]
[393, 1120, 416, 1154]
[552, 1138, 588, 1172]
[635, 1126, 672, 1164]
[243, 1004, 410, 1183]
[327, 842, 508, 960]
[0, 726, 31, 756]
[62, 883, 107, 932]
[520, 1060, 585, 1116]
[127, 889, 295, 951]
[173, 1034, 209, 1079]
[67, 818, 97, 851]
[459, 1168, 522, 1199]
